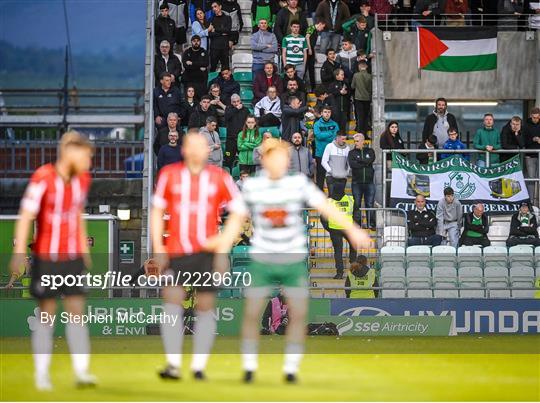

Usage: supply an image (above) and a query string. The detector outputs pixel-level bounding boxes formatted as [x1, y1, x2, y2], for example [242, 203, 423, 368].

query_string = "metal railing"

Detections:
[0, 88, 144, 116]
[374, 13, 535, 30]
[0, 139, 144, 178]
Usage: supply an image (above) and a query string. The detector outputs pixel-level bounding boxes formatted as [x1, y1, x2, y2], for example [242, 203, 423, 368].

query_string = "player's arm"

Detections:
[150, 171, 170, 271]
[314, 198, 371, 250]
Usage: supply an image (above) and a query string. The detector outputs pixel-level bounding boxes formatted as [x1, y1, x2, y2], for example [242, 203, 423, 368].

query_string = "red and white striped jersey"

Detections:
[152, 162, 246, 256]
[21, 163, 91, 261]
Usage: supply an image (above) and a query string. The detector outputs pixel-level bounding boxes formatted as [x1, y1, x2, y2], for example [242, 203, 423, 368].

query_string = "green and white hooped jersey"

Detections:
[282, 34, 307, 66]
[242, 172, 326, 263]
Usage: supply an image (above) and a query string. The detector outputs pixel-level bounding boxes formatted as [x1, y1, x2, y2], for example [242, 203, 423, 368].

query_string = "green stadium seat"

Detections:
[217, 290, 232, 298]
[231, 164, 240, 179]
[218, 127, 227, 140]
[207, 71, 219, 83]
[231, 288, 243, 298]
[240, 88, 254, 102]
[258, 126, 280, 138]
[234, 71, 253, 82]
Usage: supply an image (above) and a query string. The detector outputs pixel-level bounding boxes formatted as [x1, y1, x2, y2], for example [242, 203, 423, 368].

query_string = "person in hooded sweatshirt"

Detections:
[345, 255, 378, 298]
[422, 97, 459, 148]
[335, 39, 358, 83]
[320, 179, 356, 279]
[281, 96, 308, 143]
[321, 131, 350, 197]
[221, 0, 243, 45]
[200, 116, 223, 166]
[313, 106, 340, 189]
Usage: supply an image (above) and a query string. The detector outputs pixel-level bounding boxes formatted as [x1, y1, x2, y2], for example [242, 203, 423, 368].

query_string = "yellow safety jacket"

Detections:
[347, 269, 376, 298]
[329, 195, 354, 230]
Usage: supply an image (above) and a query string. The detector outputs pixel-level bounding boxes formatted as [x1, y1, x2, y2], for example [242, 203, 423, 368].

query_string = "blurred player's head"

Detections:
[261, 138, 290, 179]
[182, 130, 210, 168]
[58, 131, 93, 176]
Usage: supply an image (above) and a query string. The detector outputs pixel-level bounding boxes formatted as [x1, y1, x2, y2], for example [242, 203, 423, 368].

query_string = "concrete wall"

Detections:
[382, 32, 536, 101]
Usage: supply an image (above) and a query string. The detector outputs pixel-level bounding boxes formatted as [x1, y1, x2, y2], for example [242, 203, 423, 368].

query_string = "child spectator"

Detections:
[441, 127, 469, 160]
[236, 170, 250, 190]
[237, 115, 262, 174]
[417, 135, 438, 165]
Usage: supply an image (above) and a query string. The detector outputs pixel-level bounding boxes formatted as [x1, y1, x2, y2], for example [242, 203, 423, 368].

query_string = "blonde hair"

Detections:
[59, 130, 93, 155]
[261, 137, 289, 157]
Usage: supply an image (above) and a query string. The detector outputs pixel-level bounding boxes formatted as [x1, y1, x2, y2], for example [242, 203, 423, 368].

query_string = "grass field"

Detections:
[1, 336, 539, 401]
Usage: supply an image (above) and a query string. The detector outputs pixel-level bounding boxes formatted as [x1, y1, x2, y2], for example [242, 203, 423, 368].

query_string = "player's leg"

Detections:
[190, 290, 217, 379]
[159, 285, 186, 379]
[240, 288, 269, 382]
[282, 289, 309, 383]
[32, 298, 56, 391]
[63, 294, 96, 387]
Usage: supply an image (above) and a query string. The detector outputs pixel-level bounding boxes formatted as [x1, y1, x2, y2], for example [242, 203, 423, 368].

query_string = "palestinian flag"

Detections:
[417, 27, 497, 72]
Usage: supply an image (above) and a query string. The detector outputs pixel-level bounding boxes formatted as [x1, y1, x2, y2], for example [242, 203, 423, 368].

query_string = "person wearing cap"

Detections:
[459, 203, 490, 247]
[182, 35, 210, 98]
[200, 116, 223, 166]
[436, 187, 463, 248]
[507, 202, 540, 247]
[155, 2, 177, 49]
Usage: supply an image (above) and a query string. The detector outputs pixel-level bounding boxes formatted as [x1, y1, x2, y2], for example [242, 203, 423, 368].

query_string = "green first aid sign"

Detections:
[317, 315, 454, 336]
[119, 241, 135, 263]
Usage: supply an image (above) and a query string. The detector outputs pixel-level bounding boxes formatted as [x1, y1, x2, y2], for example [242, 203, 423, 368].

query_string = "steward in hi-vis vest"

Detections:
[345, 255, 378, 298]
[328, 194, 354, 230]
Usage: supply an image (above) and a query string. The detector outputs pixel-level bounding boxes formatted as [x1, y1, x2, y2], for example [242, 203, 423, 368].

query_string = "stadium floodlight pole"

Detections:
[142, 0, 157, 260]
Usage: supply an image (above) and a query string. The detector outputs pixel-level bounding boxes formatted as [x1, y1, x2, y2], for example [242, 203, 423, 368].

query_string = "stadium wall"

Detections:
[382, 32, 536, 100]
[1, 298, 538, 337]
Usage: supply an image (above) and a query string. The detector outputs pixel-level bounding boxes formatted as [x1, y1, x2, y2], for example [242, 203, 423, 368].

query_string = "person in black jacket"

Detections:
[320, 48, 342, 86]
[224, 94, 250, 169]
[506, 202, 540, 247]
[279, 80, 306, 106]
[273, 0, 309, 45]
[155, 3, 177, 49]
[154, 40, 182, 85]
[407, 195, 443, 246]
[221, 0, 243, 45]
[154, 112, 183, 156]
[157, 130, 183, 171]
[208, 1, 232, 71]
[348, 133, 376, 229]
[417, 135, 438, 165]
[182, 35, 210, 98]
[160, 0, 189, 47]
[379, 120, 405, 162]
[282, 64, 307, 94]
[153, 72, 184, 128]
[500, 116, 524, 162]
[421, 98, 459, 147]
[188, 95, 219, 128]
[208, 69, 241, 104]
[281, 97, 308, 143]
[523, 108, 540, 206]
[327, 68, 350, 135]
[180, 86, 199, 124]
[460, 203, 490, 247]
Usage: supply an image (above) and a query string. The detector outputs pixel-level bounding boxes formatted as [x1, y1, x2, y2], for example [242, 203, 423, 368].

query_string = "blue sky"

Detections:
[0, 0, 146, 54]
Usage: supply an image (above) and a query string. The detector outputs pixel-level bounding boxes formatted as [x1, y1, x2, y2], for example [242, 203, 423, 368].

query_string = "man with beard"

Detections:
[422, 97, 459, 147]
[157, 130, 183, 171]
[280, 80, 306, 106]
[182, 35, 210, 98]
[154, 112, 184, 156]
[289, 132, 314, 177]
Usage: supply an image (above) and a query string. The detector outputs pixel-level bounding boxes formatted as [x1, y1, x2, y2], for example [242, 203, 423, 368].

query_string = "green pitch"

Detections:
[1, 336, 539, 401]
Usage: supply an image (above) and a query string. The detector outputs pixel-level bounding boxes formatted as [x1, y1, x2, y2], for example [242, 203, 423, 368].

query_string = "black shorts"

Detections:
[30, 257, 87, 299]
[167, 252, 216, 292]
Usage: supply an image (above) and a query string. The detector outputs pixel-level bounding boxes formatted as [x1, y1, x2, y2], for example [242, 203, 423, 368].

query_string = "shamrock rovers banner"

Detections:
[390, 154, 530, 214]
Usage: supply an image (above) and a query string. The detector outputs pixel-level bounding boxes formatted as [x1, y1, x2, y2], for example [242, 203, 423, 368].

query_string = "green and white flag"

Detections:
[390, 154, 529, 214]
